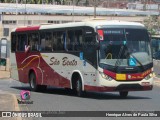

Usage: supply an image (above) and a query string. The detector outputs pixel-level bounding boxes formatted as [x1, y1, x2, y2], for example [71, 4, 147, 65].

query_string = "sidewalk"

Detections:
[0, 92, 21, 120]
[0, 71, 20, 119]
[0, 70, 10, 79]
[153, 77, 160, 86]
[0, 93, 19, 111]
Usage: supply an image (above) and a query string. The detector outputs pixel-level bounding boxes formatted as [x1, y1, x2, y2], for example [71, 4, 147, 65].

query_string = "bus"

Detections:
[11, 20, 153, 98]
[151, 35, 160, 59]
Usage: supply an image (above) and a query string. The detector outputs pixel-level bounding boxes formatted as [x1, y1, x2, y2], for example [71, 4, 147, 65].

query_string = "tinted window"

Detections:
[11, 34, 17, 52]
[66, 30, 74, 51]
[56, 31, 65, 51]
[52, 32, 58, 50]
[17, 34, 27, 51]
[74, 30, 83, 51]
[66, 29, 83, 51]
[28, 33, 39, 51]
[40, 32, 53, 52]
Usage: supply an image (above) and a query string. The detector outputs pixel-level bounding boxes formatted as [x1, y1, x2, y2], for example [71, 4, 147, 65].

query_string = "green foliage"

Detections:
[143, 15, 160, 35]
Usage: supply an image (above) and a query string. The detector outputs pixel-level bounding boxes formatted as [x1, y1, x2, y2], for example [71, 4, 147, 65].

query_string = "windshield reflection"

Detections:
[99, 28, 152, 67]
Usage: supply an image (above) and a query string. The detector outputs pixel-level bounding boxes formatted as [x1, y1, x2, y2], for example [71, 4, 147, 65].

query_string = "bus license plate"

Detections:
[116, 74, 126, 80]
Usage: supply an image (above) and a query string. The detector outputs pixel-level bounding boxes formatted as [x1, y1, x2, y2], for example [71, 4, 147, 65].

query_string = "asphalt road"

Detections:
[0, 60, 160, 120]
[0, 78, 160, 120]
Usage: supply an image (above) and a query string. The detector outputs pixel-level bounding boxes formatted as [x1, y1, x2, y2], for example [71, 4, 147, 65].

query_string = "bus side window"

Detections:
[52, 32, 57, 51]
[11, 34, 16, 52]
[40, 32, 45, 51]
[67, 30, 74, 51]
[45, 32, 52, 52]
[74, 30, 83, 51]
[57, 31, 65, 51]
[29, 33, 39, 51]
[17, 34, 27, 51]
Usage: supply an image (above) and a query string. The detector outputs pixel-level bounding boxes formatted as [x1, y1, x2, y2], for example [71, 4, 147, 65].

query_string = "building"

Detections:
[0, 3, 158, 71]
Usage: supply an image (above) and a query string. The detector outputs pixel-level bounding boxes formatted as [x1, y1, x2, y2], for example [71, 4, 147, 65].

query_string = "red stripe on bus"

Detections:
[103, 69, 151, 81]
[16, 26, 40, 32]
[103, 69, 116, 79]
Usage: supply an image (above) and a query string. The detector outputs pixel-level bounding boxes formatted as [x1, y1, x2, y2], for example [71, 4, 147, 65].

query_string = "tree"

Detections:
[75, 0, 81, 6]
[0, 0, 5, 3]
[33, 0, 38, 4]
[143, 15, 160, 35]
[55, 0, 61, 4]
[84, 0, 89, 6]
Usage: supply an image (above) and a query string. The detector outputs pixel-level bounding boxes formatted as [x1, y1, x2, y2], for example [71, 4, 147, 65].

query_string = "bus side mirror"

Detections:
[94, 32, 99, 41]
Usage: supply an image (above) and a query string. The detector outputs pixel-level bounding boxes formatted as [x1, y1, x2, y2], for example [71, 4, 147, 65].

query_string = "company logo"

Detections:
[49, 57, 77, 66]
[17, 90, 33, 104]
[21, 90, 30, 100]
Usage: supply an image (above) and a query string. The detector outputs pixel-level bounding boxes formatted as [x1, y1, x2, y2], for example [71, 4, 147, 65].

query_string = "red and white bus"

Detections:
[11, 20, 153, 98]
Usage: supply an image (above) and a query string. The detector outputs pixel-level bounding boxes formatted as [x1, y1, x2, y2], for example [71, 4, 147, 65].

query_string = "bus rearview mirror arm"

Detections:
[94, 32, 100, 50]
[148, 32, 151, 42]
[95, 42, 100, 50]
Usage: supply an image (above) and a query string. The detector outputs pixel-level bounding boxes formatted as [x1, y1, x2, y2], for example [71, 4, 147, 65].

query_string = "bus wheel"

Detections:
[29, 72, 38, 92]
[119, 91, 128, 98]
[76, 78, 84, 97]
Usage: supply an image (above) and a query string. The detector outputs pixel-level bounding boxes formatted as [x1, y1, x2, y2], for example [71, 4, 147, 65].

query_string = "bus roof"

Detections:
[12, 20, 145, 32]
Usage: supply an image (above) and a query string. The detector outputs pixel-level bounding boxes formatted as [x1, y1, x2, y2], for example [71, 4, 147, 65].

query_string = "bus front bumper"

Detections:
[84, 84, 153, 92]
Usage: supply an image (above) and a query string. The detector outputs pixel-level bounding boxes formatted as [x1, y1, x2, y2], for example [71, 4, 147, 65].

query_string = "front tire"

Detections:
[29, 72, 47, 92]
[119, 91, 128, 98]
[76, 78, 84, 97]
[29, 72, 38, 91]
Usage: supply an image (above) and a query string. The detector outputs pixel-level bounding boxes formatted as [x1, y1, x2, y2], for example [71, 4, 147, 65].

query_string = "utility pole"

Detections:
[24, 0, 27, 26]
[94, 0, 96, 18]
[143, 0, 147, 11]
[72, 0, 75, 22]
[16, 0, 18, 15]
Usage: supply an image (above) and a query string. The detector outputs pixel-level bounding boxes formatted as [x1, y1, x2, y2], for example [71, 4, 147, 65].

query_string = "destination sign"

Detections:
[104, 30, 123, 35]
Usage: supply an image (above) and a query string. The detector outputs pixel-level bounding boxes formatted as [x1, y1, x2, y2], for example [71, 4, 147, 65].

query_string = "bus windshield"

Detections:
[99, 28, 152, 67]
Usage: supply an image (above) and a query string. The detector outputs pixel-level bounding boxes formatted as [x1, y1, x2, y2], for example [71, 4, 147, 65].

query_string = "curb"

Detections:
[11, 94, 20, 111]
[0, 92, 22, 120]
[10, 94, 22, 120]
[0, 77, 11, 79]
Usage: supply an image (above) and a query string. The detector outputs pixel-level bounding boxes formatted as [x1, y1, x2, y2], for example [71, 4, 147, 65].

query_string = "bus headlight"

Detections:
[145, 74, 152, 80]
[99, 72, 113, 81]
[108, 77, 113, 81]
[100, 72, 109, 79]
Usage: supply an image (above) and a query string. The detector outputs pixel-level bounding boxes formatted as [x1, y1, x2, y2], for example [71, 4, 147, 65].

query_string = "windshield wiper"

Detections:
[114, 45, 145, 72]
[129, 54, 145, 71]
